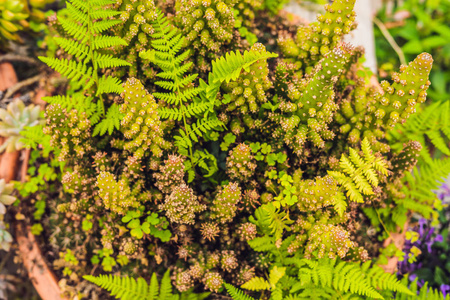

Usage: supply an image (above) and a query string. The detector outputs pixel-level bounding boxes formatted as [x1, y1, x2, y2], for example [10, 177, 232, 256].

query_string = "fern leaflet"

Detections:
[39, 0, 130, 136]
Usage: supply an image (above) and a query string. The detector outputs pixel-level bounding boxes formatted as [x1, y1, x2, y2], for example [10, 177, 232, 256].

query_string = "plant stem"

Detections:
[375, 207, 392, 239]
[373, 17, 407, 66]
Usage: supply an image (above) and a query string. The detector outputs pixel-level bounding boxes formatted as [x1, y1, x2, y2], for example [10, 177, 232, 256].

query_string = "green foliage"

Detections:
[290, 258, 413, 299]
[121, 210, 171, 242]
[328, 138, 389, 203]
[20, 125, 53, 157]
[84, 270, 210, 300]
[388, 100, 450, 164]
[401, 158, 450, 219]
[39, 0, 130, 136]
[15, 161, 58, 197]
[139, 10, 223, 157]
[224, 283, 255, 300]
[242, 265, 285, 291]
[393, 278, 449, 300]
[21, 0, 448, 298]
[227, 258, 416, 299]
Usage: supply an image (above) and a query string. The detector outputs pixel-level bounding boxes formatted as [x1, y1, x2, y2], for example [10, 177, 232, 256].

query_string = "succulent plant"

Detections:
[0, 221, 13, 251]
[0, 0, 54, 45]
[0, 179, 16, 252]
[0, 179, 16, 216]
[0, 99, 42, 153]
[0, 0, 29, 42]
[23, 0, 450, 298]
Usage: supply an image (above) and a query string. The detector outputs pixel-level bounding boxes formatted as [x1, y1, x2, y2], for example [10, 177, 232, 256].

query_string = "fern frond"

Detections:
[19, 125, 53, 155]
[93, 53, 131, 68]
[66, 1, 89, 26]
[158, 270, 173, 300]
[97, 76, 124, 95]
[366, 265, 413, 296]
[184, 101, 210, 118]
[93, 104, 122, 136]
[293, 258, 412, 299]
[394, 278, 448, 300]
[247, 236, 275, 252]
[388, 100, 450, 163]
[83, 274, 149, 300]
[89, 0, 116, 6]
[90, 10, 122, 20]
[224, 283, 255, 300]
[401, 158, 450, 217]
[148, 273, 159, 300]
[70, 0, 88, 12]
[328, 138, 388, 203]
[174, 117, 223, 150]
[84, 270, 177, 300]
[210, 50, 278, 85]
[92, 19, 122, 33]
[92, 36, 128, 50]
[157, 107, 184, 121]
[241, 277, 271, 291]
[39, 57, 94, 89]
[268, 266, 286, 288]
[53, 37, 90, 61]
[57, 17, 88, 42]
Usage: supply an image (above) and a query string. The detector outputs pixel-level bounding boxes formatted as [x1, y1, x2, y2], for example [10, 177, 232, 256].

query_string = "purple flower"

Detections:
[441, 284, 450, 298]
[418, 218, 427, 237]
[426, 240, 433, 253]
[434, 176, 450, 204]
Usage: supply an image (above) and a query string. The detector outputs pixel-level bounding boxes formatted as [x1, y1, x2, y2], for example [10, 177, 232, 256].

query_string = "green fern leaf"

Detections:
[97, 76, 124, 95]
[333, 191, 347, 217]
[92, 19, 122, 33]
[90, 10, 121, 20]
[158, 270, 173, 300]
[57, 17, 88, 42]
[93, 53, 131, 68]
[147, 273, 159, 300]
[19, 125, 53, 156]
[210, 50, 278, 85]
[53, 37, 90, 61]
[84, 274, 148, 300]
[66, 1, 88, 25]
[242, 277, 271, 291]
[270, 287, 283, 300]
[70, 0, 88, 12]
[224, 283, 255, 300]
[367, 265, 414, 296]
[39, 57, 94, 89]
[93, 103, 122, 136]
[269, 266, 286, 288]
[247, 236, 275, 252]
[92, 36, 128, 50]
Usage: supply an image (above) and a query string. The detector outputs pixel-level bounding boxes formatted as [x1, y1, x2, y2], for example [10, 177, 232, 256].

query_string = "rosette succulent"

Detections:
[0, 179, 16, 252]
[0, 179, 16, 216]
[0, 99, 42, 153]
